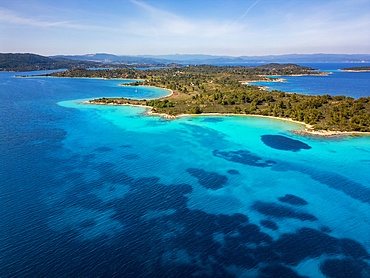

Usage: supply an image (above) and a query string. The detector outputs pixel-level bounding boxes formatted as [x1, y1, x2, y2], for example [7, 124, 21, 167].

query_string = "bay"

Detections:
[252, 62, 370, 98]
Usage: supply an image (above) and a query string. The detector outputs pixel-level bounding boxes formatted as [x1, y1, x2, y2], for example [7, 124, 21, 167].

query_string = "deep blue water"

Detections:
[1, 70, 370, 277]
[252, 63, 370, 98]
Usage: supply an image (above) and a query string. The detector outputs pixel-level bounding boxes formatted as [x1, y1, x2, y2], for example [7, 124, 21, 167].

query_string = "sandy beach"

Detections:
[86, 100, 370, 137]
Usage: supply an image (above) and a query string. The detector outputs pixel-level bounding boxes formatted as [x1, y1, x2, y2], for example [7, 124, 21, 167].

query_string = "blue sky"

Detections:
[0, 0, 369, 56]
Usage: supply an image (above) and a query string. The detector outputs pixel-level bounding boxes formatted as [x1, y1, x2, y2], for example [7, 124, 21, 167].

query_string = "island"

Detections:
[45, 64, 370, 134]
[340, 66, 370, 72]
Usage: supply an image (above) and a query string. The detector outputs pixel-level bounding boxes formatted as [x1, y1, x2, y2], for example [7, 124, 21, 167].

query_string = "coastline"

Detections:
[116, 84, 174, 98]
[340, 69, 370, 73]
[240, 72, 333, 91]
[240, 71, 332, 85]
[85, 100, 370, 137]
[161, 112, 370, 137]
[240, 78, 286, 85]
[142, 86, 174, 98]
[287, 72, 332, 76]
[21, 75, 141, 81]
[240, 78, 285, 91]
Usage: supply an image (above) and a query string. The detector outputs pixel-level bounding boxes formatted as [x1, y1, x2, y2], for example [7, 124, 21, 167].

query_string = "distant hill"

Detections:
[142, 53, 370, 64]
[2, 52, 370, 72]
[0, 53, 99, 71]
[138, 54, 217, 62]
[52, 53, 370, 65]
[238, 53, 370, 63]
[51, 53, 168, 65]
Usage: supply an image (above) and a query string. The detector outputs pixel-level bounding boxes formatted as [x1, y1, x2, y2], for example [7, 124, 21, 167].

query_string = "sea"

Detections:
[1, 63, 369, 277]
[251, 63, 370, 98]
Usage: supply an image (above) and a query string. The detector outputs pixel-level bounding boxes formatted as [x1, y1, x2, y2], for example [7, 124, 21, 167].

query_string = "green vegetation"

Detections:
[0, 53, 100, 71]
[0, 53, 175, 72]
[341, 66, 370, 72]
[48, 64, 370, 132]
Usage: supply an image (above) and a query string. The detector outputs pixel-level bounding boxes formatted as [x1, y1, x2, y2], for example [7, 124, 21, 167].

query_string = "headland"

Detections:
[44, 64, 370, 135]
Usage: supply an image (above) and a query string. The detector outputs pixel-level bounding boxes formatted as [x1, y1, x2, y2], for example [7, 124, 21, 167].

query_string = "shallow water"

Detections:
[1, 71, 369, 277]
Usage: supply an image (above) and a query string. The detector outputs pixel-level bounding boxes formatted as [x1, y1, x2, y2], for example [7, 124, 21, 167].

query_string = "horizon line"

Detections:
[2, 52, 370, 57]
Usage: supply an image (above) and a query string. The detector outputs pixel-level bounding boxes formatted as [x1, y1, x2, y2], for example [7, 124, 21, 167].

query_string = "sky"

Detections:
[0, 0, 369, 56]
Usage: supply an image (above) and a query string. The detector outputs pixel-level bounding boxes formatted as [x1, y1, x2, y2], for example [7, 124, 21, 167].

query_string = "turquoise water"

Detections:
[1, 70, 370, 277]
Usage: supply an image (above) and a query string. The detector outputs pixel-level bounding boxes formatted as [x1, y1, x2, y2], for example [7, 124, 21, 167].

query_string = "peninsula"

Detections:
[45, 64, 370, 133]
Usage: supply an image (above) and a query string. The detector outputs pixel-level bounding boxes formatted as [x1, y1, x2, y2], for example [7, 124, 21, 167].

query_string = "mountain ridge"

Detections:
[2, 52, 370, 71]
[0, 53, 99, 71]
[54, 53, 370, 64]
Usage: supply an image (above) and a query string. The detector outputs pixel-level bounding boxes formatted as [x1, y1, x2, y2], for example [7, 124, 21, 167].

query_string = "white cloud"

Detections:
[1, 0, 368, 55]
[127, 0, 245, 38]
[0, 7, 86, 29]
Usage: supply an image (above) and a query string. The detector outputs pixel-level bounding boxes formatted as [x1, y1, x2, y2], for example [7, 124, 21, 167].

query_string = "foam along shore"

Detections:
[85, 99, 370, 138]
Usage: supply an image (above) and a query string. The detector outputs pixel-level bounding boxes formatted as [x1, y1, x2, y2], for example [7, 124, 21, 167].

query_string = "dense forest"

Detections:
[47, 65, 370, 132]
